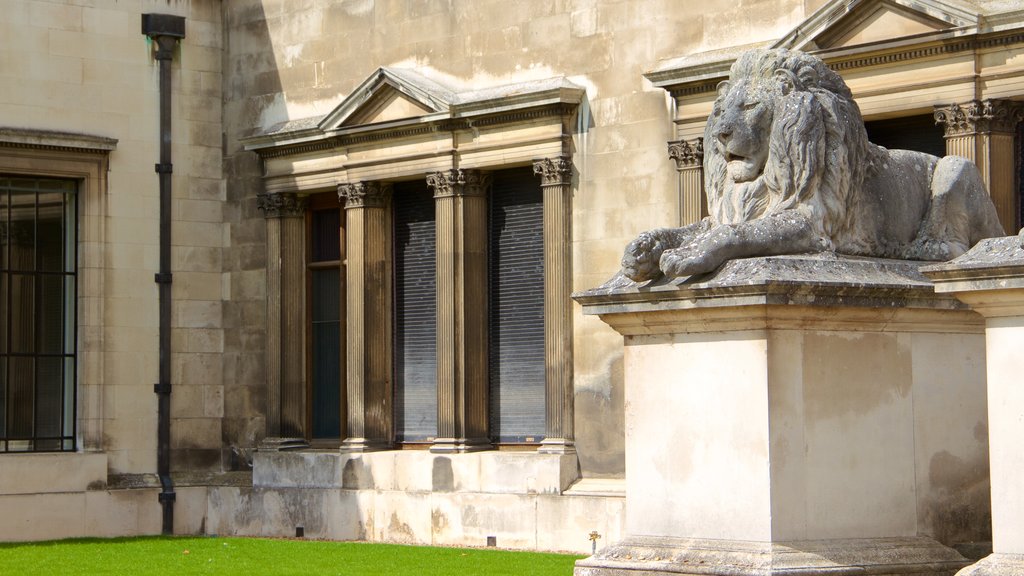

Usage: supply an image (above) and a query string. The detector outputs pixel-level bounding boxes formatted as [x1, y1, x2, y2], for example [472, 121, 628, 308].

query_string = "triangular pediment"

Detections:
[774, 0, 978, 51]
[318, 67, 457, 131]
[343, 86, 436, 126]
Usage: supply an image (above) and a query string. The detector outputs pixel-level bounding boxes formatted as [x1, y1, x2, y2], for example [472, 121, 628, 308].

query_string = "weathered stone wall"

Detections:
[221, 0, 828, 478]
[0, 0, 224, 472]
[0, 0, 224, 538]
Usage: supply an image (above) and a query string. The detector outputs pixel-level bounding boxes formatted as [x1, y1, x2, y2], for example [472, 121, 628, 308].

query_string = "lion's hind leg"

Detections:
[904, 156, 991, 261]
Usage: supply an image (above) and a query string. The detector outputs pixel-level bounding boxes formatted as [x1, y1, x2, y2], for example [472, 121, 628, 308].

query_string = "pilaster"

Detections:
[533, 157, 575, 455]
[427, 169, 492, 453]
[667, 138, 705, 225]
[934, 99, 1024, 234]
[338, 182, 393, 452]
[257, 192, 308, 440]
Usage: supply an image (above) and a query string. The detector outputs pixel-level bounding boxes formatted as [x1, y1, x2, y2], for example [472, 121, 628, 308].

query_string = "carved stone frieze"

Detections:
[338, 181, 390, 208]
[934, 99, 1024, 136]
[256, 192, 307, 218]
[426, 169, 491, 198]
[532, 156, 573, 187]
[667, 138, 703, 170]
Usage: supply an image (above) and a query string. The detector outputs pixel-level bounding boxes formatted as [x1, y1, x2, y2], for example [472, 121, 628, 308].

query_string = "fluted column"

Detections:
[338, 182, 393, 452]
[257, 192, 308, 441]
[668, 138, 705, 225]
[427, 169, 492, 453]
[934, 99, 1024, 234]
[533, 157, 575, 454]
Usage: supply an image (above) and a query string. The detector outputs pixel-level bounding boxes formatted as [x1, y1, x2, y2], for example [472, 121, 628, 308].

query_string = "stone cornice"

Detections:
[338, 181, 391, 209]
[256, 192, 307, 218]
[652, 29, 1024, 100]
[0, 127, 117, 154]
[426, 169, 491, 198]
[934, 99, 1024, 136]
[667, 138, 703, 170]
[532, 157, 573, 187]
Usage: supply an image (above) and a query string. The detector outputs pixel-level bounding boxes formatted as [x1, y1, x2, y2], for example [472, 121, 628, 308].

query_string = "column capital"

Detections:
[338, 181, 390, 208]
[934, 99, 1024, 137]
[532, 156, 573, 187]
[256, 192, 307, 219]
[426, 169, 491, 198]
[668, 138, 704, 170]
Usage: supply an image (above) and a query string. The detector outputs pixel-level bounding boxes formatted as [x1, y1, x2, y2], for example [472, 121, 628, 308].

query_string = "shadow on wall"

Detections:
[220, 0, 281, 473]
[575, 354, 625, 477]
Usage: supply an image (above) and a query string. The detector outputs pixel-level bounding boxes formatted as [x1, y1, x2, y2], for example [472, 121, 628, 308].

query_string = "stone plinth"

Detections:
[924, 234, 1024, 576]
[573, 254, 990, 576]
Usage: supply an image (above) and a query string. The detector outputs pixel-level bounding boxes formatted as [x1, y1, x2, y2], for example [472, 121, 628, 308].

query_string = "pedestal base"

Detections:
[958, 553, 1024, 576]
[574, 537, 969, 576]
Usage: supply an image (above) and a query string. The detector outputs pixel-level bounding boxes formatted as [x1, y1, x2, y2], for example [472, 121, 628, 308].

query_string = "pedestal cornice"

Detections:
[574, 254, 979, 335]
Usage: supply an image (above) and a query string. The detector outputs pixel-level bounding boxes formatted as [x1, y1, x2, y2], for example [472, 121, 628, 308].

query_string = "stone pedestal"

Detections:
[924, 235, 1024, 576]
[574, 254, 990, 576]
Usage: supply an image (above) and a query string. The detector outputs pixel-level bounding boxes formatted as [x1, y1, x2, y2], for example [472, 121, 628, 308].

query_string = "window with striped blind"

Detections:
[487, 167, 545, 443]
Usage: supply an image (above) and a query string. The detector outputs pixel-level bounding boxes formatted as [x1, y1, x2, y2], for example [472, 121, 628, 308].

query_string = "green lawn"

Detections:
[0, 537, 584, 576]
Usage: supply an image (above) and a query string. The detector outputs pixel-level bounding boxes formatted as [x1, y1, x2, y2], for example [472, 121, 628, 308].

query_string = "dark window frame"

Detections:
[0, 175, 78, 453]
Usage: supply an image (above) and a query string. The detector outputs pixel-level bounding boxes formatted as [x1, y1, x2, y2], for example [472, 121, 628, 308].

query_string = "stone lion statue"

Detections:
[623, 48, 1004, 281]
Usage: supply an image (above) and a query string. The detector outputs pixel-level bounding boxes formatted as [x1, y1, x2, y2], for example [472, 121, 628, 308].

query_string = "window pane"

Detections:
[311, 268, 341, 439]
[0, 357, 6, 439]
[39, 275, 63, 354]
[393, 182, 437, 442]
[311, 208, 341, 263]
[8, 187, 36, 272]
[64, 190, 76, 272]
[1, 184, 8, 271]
[37, 191, 65, 272]
[10, 274, 34, 354]
[63, 357, 74, 439]
[0, 272, 6, 353]
[36, 357, 61, 443]
[64, 275, 75, 354]
[8, 357, 33, 439]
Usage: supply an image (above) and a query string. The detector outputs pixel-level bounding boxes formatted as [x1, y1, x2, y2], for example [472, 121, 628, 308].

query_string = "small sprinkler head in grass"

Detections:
[588, 532, 601, 555]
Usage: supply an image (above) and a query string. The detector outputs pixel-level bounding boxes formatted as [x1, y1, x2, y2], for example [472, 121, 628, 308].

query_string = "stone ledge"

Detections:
[575, 253, 966, 314]
[958, 553, 1024, 576]
[575, 536, 969, 576]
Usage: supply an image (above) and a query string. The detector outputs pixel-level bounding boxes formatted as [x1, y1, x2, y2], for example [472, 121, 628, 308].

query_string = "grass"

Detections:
[0, 536, 585, 576]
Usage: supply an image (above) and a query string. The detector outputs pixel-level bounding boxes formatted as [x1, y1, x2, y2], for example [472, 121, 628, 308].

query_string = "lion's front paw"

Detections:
[659, 248, 719, 278]
[904, 237, 952, 261]
[622, 232, 666, 282]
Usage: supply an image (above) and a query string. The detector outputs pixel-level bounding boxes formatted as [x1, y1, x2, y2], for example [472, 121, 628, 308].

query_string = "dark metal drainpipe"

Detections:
[142, 13, 186, 536]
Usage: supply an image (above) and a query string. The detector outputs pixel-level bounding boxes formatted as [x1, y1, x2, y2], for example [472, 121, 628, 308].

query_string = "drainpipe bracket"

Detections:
[154, 272, 173, 284]
[154, 382, 172, 395]
[154, 162, 173, 174]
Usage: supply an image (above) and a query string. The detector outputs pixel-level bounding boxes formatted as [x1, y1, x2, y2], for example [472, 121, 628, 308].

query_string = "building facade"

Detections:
[1, 0, 1022, 554]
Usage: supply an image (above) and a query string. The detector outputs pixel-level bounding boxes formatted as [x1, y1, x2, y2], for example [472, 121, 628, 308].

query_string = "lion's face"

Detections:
[709, 79, 773, 183]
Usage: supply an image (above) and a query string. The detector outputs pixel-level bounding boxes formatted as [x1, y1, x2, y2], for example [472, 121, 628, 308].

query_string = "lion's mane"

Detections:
[703, 48, 876, 254]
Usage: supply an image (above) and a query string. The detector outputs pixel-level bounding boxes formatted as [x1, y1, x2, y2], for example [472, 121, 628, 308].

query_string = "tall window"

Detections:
[393, 181, 437, 443]
[307, 198, 342, 440]
[865, 114, 946, 157]
[0, 176, 77, 453]
[488, 168, 545, 443]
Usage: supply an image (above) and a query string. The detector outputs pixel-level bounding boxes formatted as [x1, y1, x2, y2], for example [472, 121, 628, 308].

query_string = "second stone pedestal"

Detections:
[574, 254, 990, 576]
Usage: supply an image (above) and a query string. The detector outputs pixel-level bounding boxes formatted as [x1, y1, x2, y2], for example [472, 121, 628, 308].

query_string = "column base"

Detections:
[574, 536, 969, 576]
[339, 438, 391, 453]
[958, 553, 1024, 576]
[538, 437, 577, 455]
[429, 437, 493, 454]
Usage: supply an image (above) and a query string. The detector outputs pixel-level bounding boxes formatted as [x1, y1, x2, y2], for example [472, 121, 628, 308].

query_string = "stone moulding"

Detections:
[574, 536, 969, 576]
[575, 253, 970, 316]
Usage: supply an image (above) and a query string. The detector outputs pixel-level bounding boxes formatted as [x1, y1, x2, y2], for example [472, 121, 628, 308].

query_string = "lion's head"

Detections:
[703, 48, 873, 250]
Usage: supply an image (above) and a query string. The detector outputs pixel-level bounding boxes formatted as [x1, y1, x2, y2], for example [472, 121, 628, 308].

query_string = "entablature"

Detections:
[242, 68, 584, 196]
